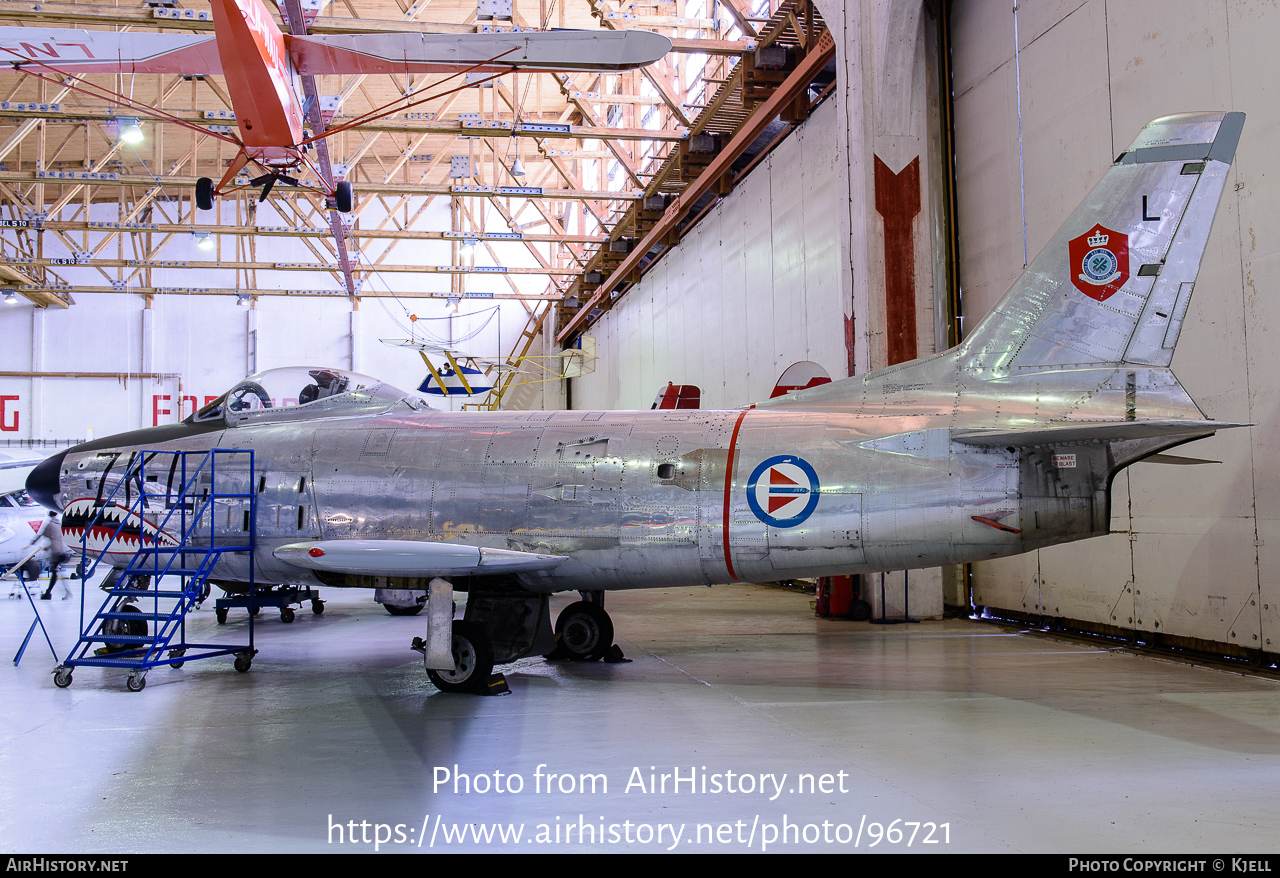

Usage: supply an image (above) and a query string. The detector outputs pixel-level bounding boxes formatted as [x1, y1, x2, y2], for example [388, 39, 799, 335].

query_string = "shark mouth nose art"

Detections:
[60, 498, 179, 555]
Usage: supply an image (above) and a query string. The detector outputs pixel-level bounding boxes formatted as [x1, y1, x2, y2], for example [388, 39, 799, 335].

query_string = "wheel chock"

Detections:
[483, 673, 510, 696]
[603, 644, 631, 664]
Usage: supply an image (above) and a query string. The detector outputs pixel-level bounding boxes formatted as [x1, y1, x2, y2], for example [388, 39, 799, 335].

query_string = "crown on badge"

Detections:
[1087, 229, 1109, 247]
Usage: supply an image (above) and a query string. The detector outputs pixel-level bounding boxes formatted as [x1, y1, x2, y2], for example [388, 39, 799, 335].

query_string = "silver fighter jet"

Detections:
[27, 112, 1245, 693]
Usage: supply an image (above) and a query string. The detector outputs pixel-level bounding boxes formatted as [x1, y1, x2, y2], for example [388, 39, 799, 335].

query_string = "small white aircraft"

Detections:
[0, 453, 57, 584]
[382, 338, 502, 397]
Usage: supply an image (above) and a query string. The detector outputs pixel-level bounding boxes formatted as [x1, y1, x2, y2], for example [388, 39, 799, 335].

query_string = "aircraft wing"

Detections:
[382, 337, 454, 353]
[0, 467, 37, 496]
[951, 419, 1246, 447]
[0, 28, 222, 75]
[274, 539, 568, 577]
[288, 29, 671, 75]
[382, 338, 507, 369]
[0, 453, 48, 496]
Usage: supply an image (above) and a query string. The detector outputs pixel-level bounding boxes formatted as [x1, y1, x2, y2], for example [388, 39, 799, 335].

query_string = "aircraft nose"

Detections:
[26, 449, 68, 510]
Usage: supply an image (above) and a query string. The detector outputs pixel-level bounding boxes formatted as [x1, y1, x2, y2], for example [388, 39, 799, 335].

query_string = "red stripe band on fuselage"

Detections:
[721, 408, 751, 582]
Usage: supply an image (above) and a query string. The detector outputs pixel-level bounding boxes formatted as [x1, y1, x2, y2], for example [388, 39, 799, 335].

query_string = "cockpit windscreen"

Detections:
[191, 367, 403, 423]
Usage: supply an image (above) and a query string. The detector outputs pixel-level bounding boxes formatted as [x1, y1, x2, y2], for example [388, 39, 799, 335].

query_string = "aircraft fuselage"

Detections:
[48, 379, 1131, 594]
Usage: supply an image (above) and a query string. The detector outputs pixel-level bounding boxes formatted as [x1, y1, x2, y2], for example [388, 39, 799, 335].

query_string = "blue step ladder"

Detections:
[53, 448, 257, 691]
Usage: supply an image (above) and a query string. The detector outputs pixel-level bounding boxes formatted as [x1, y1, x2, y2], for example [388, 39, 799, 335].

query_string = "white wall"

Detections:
[572, 96, 848, 410]
[954, 0, 1280, 656]
[0, 291, 540, 441]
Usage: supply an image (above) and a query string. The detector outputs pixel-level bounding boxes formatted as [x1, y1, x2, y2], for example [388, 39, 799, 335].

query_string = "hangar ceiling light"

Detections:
[115, 117, 144, 145]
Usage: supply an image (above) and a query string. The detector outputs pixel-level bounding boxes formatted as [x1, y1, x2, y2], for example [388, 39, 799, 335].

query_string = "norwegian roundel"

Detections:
[745, 455, 821, 528]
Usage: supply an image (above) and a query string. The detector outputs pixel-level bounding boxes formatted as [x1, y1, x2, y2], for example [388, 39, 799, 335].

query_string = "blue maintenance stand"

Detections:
[10, 543, 58, 667]
[53, 448, 258, 691]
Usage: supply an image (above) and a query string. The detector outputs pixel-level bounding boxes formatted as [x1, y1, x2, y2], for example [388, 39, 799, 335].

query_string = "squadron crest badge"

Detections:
[1069, 224, 1129, 302]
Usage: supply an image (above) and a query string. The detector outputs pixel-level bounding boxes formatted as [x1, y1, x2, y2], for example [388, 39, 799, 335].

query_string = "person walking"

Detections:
[31, 510, 73, 599]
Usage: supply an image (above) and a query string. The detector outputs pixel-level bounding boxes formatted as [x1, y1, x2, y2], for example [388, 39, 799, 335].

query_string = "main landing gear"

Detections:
[412, 585, 626, 695]
[195, 177, 353, 213]
[551, 600, 614, 662]
[545, 591, 628, 664]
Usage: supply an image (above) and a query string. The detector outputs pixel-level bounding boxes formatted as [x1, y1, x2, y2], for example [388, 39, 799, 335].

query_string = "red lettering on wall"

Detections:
[0, 395, 17, 432]
[152, 395, 171, 427]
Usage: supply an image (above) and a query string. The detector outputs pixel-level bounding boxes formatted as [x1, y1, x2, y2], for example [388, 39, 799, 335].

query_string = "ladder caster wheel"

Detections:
[280, 607, 295, 623]
[215, 607, 227, 624]
[53, 667, 72, 688]
[168, 648, 186, 669]
[233, 655, 252, 673]
[126, 672, 146, 692]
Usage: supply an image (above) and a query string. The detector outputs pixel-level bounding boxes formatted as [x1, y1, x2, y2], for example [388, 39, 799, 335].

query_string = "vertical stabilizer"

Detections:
[959, 112, 1243, 374]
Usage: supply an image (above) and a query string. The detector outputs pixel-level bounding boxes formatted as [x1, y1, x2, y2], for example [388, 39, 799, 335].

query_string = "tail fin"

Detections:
[960, 112, 1243, 373]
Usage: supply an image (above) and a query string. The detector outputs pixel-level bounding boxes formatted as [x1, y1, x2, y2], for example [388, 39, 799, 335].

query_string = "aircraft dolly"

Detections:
[213, 583, 323, 624]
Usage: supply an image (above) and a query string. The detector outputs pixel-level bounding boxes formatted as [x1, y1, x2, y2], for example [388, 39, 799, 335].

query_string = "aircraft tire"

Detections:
[335, 181, 353, 213]
[384, 603, 424, 616]
[554, 600, 614, 662]
[103, 604, 146, 653]
[426, 621, 493, 694]
[196, 177, 214, 211]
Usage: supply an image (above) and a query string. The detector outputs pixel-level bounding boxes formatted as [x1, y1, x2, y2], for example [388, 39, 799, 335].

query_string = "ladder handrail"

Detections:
[62, 448, 257, 674]
[77, 449, 254, 581]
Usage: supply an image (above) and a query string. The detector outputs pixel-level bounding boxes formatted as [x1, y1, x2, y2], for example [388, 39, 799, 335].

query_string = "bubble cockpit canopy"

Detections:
[190, 367, 413, 424]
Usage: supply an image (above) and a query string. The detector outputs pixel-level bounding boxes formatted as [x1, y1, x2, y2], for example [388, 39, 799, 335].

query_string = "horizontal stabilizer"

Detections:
[289, 29, 671, 74]
[275, 539, 568, 577]
[951, 419, 1245, 448]
[1141, 453, 1220, 465]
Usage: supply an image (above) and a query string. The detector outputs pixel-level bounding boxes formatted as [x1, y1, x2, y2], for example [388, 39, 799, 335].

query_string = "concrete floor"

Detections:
[1, 577, 1278, 853]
